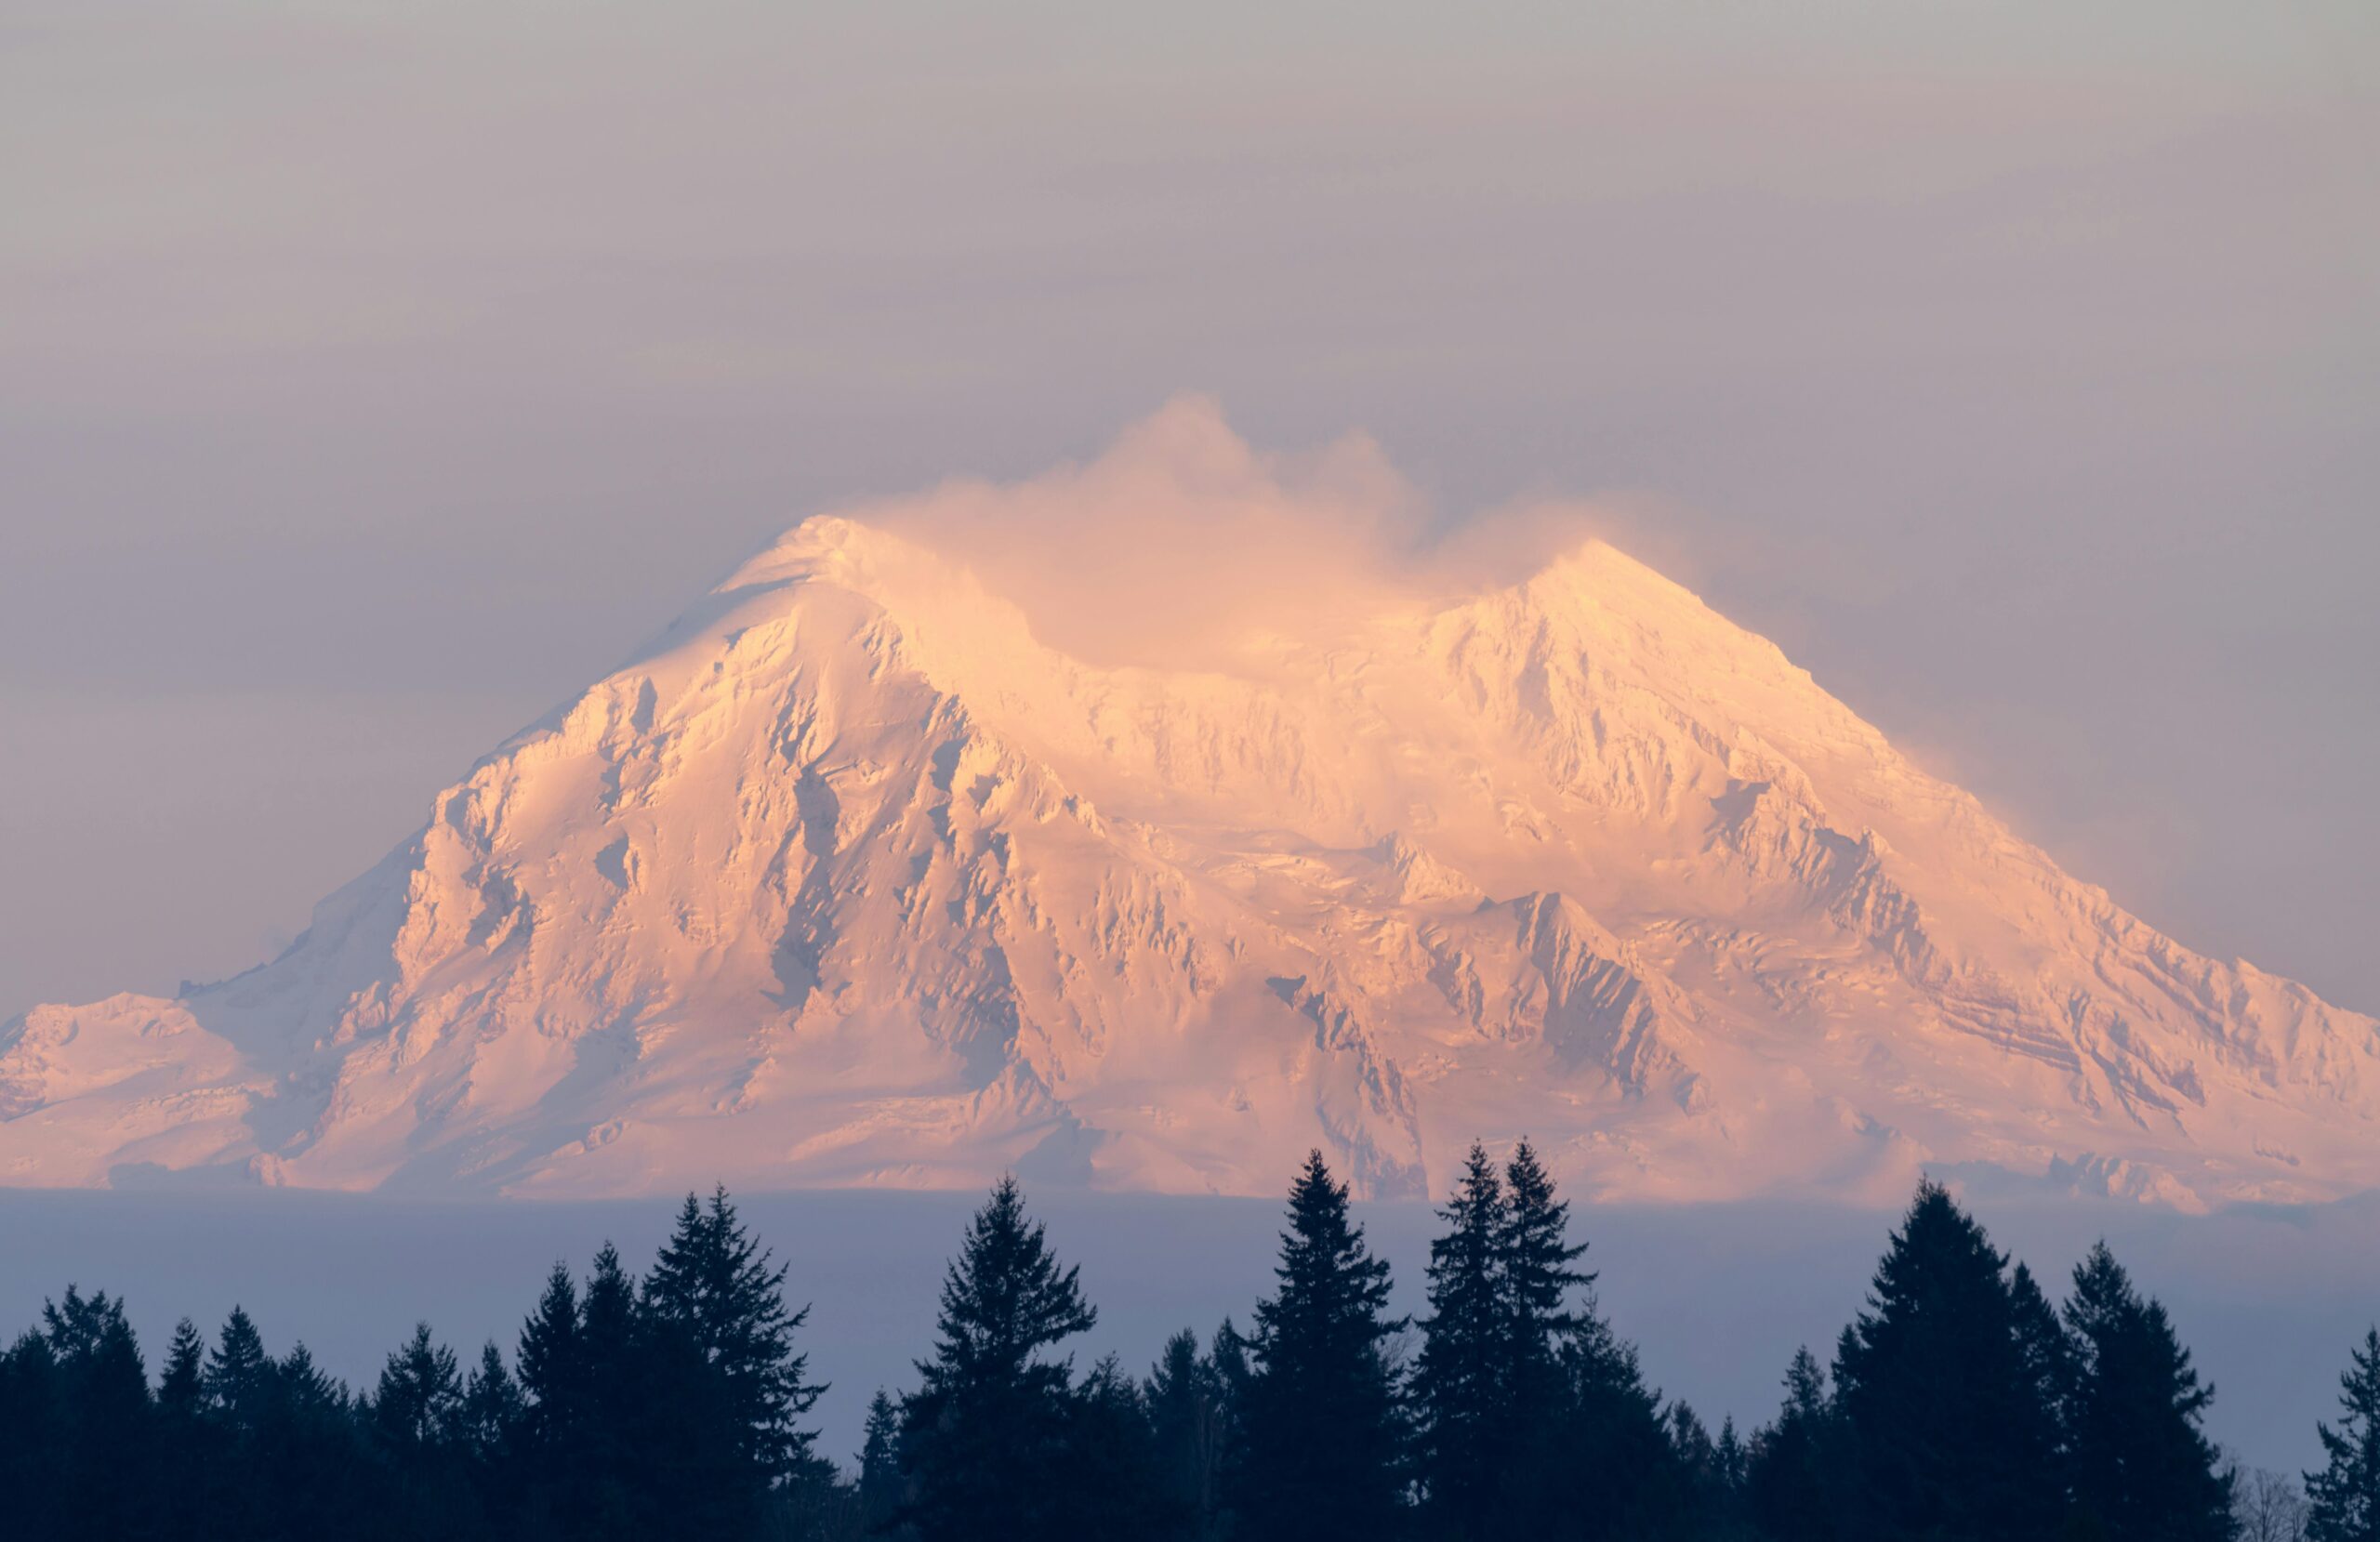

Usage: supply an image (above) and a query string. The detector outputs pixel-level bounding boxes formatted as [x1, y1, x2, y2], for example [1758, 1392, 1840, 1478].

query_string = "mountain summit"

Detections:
[6, 443, 2374, 1207]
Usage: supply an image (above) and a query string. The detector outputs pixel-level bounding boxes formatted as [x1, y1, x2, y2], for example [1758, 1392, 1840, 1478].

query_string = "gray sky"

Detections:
[4, 1, 2375, 1017]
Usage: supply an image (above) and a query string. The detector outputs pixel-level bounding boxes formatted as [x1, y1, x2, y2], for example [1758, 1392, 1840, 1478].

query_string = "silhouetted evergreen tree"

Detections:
[1746, 1347, 1841, 1541]
[1056, 1353, 1181, 1536]
[1206, 1313, 1255, 1534]
[371, 1323, 483, 1534]
[373, 1322, 465, 1452]
[856, 1389, 911, 1537]
[896, 1175, 1098, 1542]
[154, 1314, 218, 1535]
[641, 1187, 826, 1534]
[512, 1257, 588, 1531]
[158, 1317, 206, 1417]
[39, 1286, 156, 1541]
[1499, 1139, 1613, 1537]
[645, 1186, 825, 1480]
[1236, 1150, 1407, 1542]
[1415, 1140, 1511, 1535]
[1, 1326, 71, 1539]
[2061, 1243, 2234, 1541]
[1831, 1180, 2063, 1541]
[1710, 1417, 1754, 1537]
[2009, 1260, 2075, 1470]
[1147, 1328, 1232, 1539]
[461, 1340, 522, 1461]
[1673, 1402, 1755, 1532]
[1503, 1140, 1593, 1342]
[253, 1337, 379, 1541]
[205, 1305, 274, 1434]
[575, 1240, 644, 1536]
[2307, 1329, 2380, 1542]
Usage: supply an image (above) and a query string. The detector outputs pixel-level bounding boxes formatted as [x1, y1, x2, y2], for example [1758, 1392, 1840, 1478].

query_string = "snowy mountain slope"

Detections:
[5, 514, 2374, 1208]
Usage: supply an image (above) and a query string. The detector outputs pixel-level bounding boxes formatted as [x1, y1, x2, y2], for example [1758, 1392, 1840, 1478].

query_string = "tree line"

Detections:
[5, 1151, 2377, 1541]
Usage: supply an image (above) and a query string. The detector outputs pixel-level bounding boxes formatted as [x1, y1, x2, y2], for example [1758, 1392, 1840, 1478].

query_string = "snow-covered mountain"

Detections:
[7, 501, 2375, 1208]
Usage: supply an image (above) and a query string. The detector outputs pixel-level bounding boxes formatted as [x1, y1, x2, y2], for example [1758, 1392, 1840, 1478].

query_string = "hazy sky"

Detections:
[4, 1, 2375, 1017]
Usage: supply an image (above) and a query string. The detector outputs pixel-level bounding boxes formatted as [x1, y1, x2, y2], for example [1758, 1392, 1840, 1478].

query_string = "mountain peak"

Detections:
[6, 422, 2375, 1207]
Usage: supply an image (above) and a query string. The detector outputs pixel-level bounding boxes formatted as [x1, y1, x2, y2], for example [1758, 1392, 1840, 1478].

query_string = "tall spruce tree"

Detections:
[1057, 1353, 1180, 1537]
[1236, 1150, 1407, 1542]
[372, 1323, 465, 1453]
[641, 1185, 823, 1482]
[1502, 1140, 1593, 1351]
[1414, 1141, 1512, 1535]
[2307, 1329, 2380, 1542]
[515, 1261, 582, 1456]
[1147, 1328, 1231, 1539]
[1831, 1180, 2062, 1541]
[460, 1341, 522, 1462]
[39, 1286, 154, 1542]
[2063, 1242, 2234, 1542]
[897, 1175, 1098, 1542]
[577, 1242, 641, 1465]
[857, 1389, 911, 1537]
[1499, 1138, 1606, 1536]
[205, 1305, 275, 1435]
[158, 1317, 206, 1419]
[1, 1327, 70, 1540]
[1747, 1347, 1841, 1542]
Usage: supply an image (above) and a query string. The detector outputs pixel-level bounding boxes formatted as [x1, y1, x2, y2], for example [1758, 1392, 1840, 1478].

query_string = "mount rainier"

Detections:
[6, 428, 2374, 1210]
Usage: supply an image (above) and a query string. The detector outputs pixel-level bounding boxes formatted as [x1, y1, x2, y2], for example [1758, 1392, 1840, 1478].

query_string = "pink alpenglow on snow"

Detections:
[4, 408, 2374, 1210]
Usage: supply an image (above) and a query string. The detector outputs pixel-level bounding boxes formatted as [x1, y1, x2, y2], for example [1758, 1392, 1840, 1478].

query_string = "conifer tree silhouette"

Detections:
[1746, 1346, 1841, 1540]
[204, 1305, 274, 1435]
[1414, 1140, 1511, 1535]
[1830, 1180, 2063, 1541]
[1147, 1327, 1232, 1539]
[460, 1341, 522, 1462]
[857, 1388, 911, 1536]
[642, 1185, 823, 1480]
[897, 1175, 1098, 1542]
[158, 1317, 206, 1419]
[2063, 1242, 2234, 1541]
[372, 1322, 465, 1453]
[2307, 1328, 2380, 1542]
[1236, 1150, 1407, 1542]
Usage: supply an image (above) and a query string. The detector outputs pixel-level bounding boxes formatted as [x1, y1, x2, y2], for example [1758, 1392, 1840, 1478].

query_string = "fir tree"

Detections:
[0, 1328, 69, 1540]
[897, 1175, 1098, 1542]
[642, 1185, 823, 1479]
[39, 1286, 153, 1542]
[856, 1389, 911, 1537]
[572, 1240, 643, 1539]
[515, 1259, 583, 1452]
[205, 1305, 274, 1433]
[1236, 1150, 1407, 1542]
[158, 1317, 207, 1419]
[1147, 1328, 1231, 1539]
[2010, 1262, 2075, 1440]
[373, 1322, 465, 1452]
[2307, 1329, 2380, 1542]
[1497, 1140, 1625, 1538]
[1057, 1353, 1180, 1537]
[1503, 1139, 1593, 1347]
[1831, 1180, 2063, 1541]
[460, 1341, 523, 1461]
[2063, 1242, 2234, 1541]
[278, 1341, 350, 1417]
[1747, 1347, 1841, 1541]
[1414, 1140, 1512, 1535]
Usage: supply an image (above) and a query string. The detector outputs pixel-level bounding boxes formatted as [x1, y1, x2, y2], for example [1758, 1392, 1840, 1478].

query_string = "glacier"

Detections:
[5, 493, 2374, 1209]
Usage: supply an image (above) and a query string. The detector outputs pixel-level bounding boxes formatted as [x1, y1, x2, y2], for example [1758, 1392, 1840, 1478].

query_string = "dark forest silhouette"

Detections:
[4, 1153, 2371, 1541]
